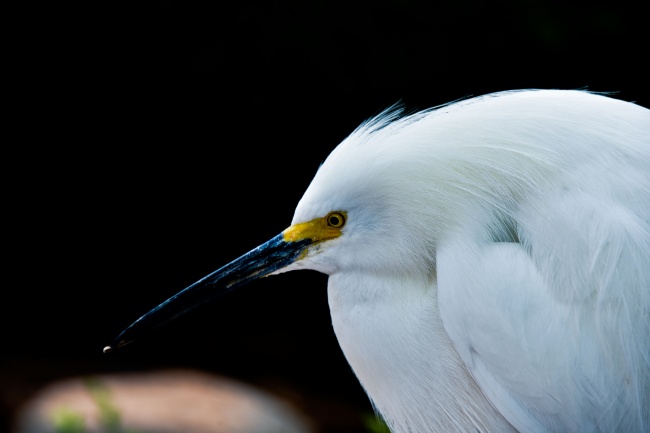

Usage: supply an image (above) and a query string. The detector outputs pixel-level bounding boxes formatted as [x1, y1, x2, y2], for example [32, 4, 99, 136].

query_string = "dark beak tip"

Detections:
[104, 232, 308, 352]
[103, 337, 132, 354]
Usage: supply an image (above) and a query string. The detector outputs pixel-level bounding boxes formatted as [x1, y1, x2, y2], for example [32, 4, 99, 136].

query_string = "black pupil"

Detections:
[329, 215, 340, 226]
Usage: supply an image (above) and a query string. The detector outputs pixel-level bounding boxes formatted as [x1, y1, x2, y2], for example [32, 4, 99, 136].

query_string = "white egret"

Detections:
[107, 89, 650, 433]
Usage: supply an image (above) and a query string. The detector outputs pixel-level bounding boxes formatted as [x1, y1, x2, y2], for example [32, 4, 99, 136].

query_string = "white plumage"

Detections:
[111, 89, 650, 433]
[284, 90, 650, 432]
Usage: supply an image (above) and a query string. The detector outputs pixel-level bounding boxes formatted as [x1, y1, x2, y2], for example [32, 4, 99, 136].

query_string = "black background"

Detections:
[7, 0, 649, 431]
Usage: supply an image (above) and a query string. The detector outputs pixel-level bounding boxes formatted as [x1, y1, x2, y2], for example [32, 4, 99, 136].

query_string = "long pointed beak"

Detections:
[104, 233, 312, 352]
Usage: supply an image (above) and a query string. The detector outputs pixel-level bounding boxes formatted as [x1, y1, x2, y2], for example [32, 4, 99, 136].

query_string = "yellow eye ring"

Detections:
[326, 211, 346, 228]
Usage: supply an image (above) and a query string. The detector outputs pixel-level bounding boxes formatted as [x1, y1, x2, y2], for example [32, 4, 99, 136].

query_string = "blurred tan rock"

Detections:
[14, 369, 315, 433]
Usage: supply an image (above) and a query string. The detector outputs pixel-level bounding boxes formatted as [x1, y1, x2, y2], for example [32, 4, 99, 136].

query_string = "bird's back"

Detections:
[435, 90, 650, 432]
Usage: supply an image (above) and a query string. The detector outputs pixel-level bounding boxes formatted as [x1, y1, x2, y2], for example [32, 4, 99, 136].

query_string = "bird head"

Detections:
[105, 105, 447, 352]
[106, 92, 564, 352]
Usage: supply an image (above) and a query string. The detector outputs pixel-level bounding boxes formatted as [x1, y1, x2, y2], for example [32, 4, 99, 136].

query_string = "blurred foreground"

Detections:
[14, 370, 314, 433]
[7, 368, 383, 433]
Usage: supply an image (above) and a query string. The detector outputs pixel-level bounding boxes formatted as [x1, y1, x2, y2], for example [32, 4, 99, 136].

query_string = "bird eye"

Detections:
[326, 211, 346, 228]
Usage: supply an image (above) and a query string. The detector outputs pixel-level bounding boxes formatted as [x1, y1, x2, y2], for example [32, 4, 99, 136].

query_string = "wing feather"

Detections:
[438, 186, 650, 432]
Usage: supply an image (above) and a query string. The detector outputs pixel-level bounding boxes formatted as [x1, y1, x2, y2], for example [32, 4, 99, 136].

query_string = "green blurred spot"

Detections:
[362, 412, 391, 433]
[84, 377, 122, 432]
[50, 377, 142, 433]
[52, 408, 85, 433]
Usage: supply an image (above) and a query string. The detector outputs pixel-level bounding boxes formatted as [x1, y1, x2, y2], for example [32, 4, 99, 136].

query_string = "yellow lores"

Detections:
[282, 211, 347, 243]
